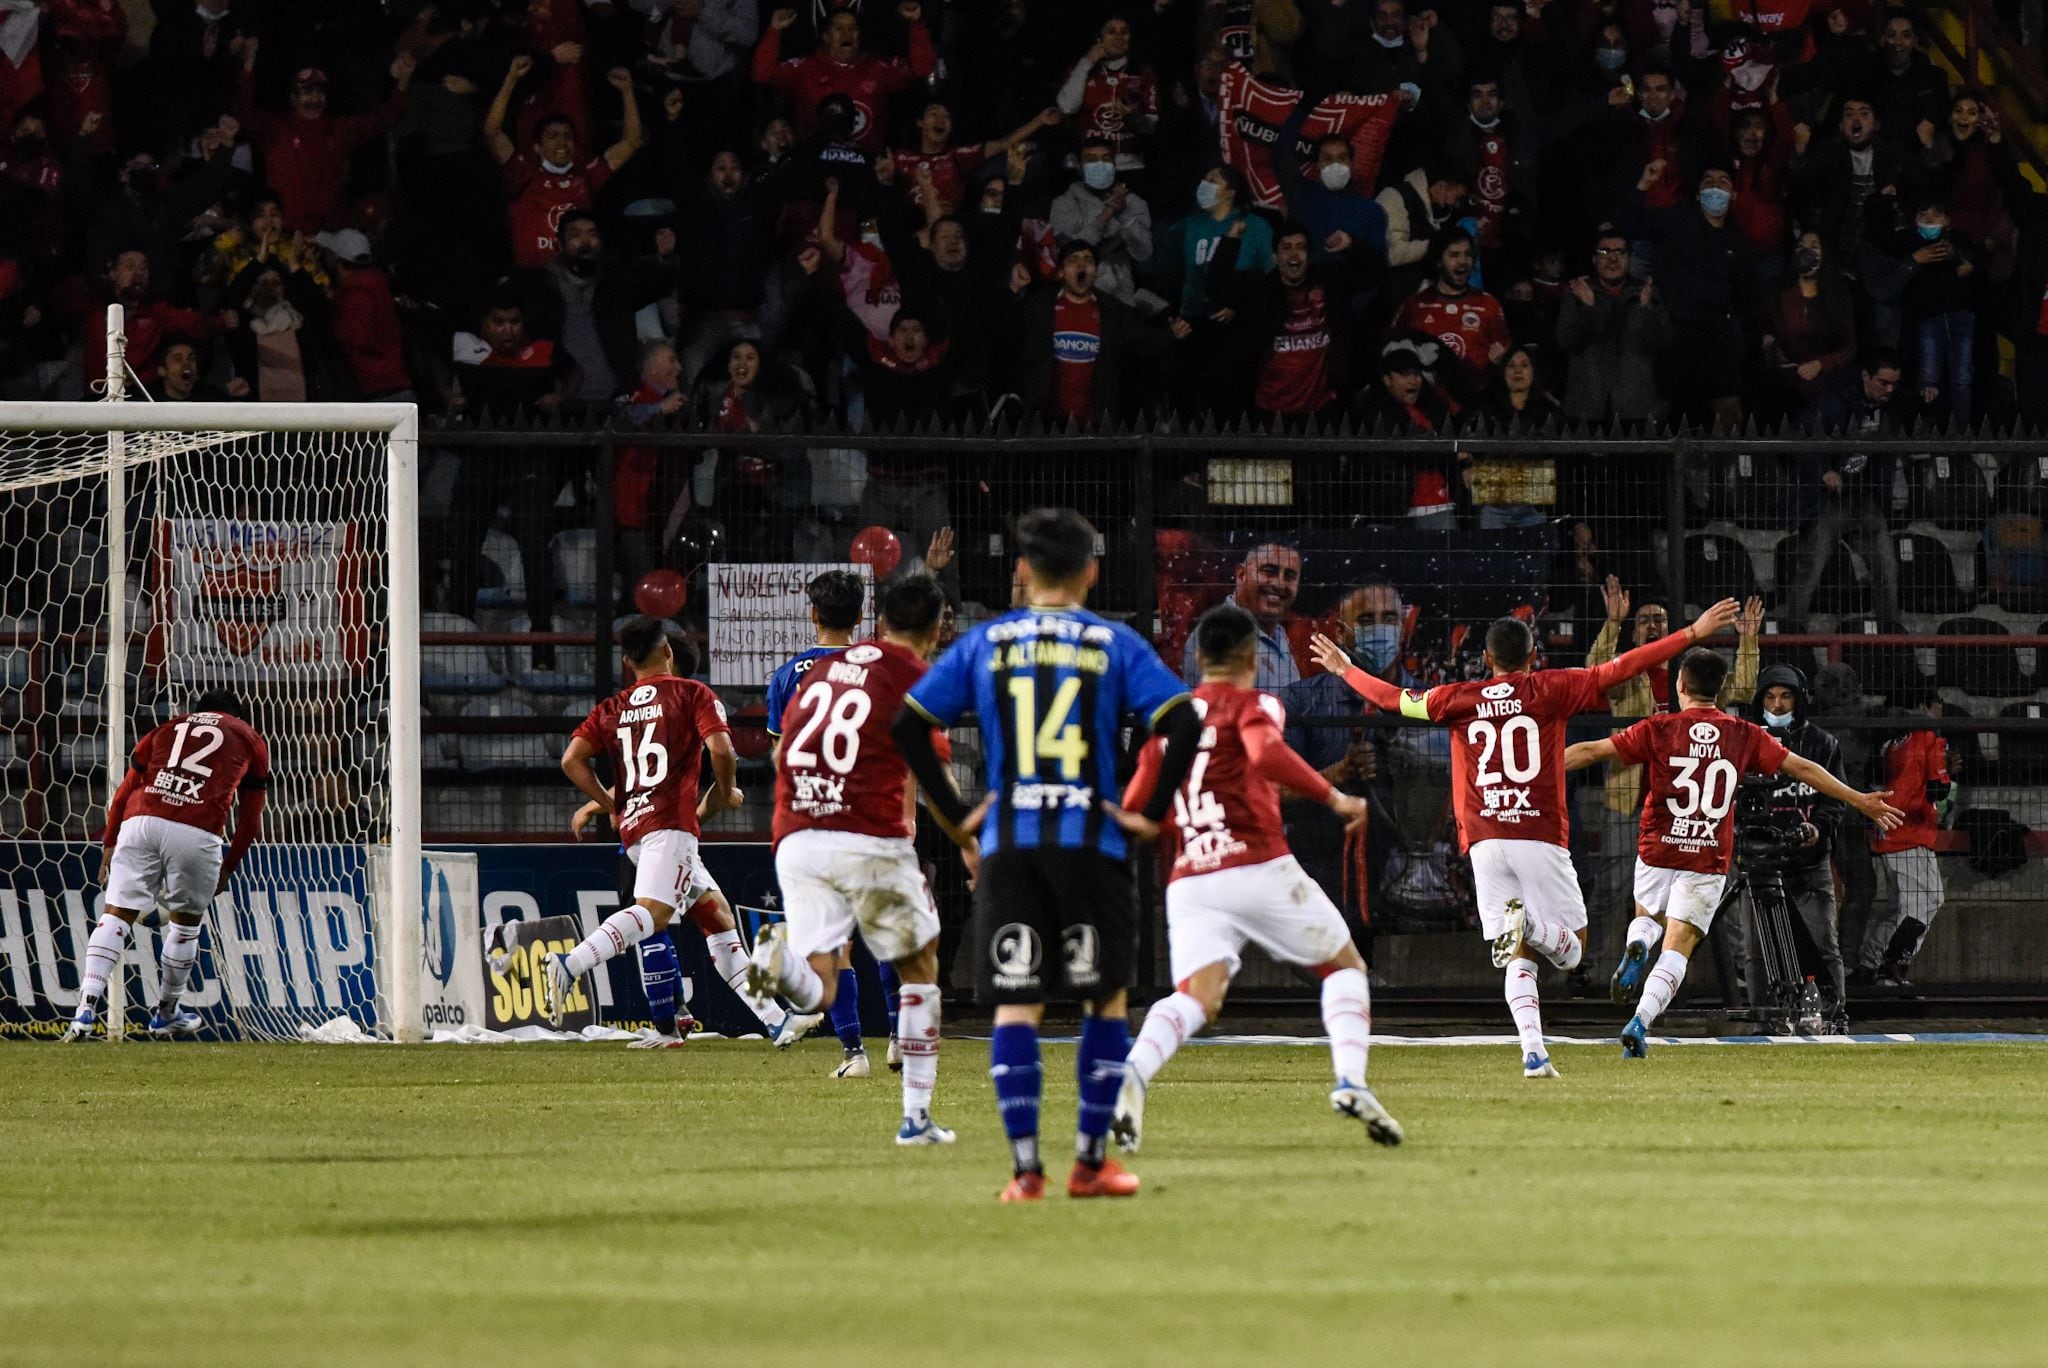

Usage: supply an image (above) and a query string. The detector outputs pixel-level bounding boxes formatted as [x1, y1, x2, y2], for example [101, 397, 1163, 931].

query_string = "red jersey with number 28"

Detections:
[773, 639, 939, 843]
[1610, 707, 1788, 874]
[127, 711, 271, 836]
[573, 675, 729, 847]
[1123, 682, 1332, 882]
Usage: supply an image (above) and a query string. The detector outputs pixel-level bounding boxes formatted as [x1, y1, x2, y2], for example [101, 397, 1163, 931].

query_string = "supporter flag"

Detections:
[1217, 63, 1401, 211]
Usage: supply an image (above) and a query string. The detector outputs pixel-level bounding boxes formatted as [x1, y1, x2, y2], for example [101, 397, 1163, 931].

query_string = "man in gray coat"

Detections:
[1556, 227, 1673, 424]
[1049, 136, 1161, 314]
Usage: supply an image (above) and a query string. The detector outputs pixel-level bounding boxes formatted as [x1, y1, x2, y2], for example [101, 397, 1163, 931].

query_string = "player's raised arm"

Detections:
[1308, 632, 1419, 714]
[1563, 739, 1619, 773]
[1587, 597, 1739, 692]
[1781, 752, 1906, 831]
[560, 734, 614, 813]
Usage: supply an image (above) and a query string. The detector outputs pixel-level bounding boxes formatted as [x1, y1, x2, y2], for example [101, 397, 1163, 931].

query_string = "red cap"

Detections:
[293, 67, 328, 88]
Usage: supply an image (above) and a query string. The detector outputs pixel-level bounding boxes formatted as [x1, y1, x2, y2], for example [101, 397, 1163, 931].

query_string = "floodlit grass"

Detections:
[2, 1038, 2043, 1367]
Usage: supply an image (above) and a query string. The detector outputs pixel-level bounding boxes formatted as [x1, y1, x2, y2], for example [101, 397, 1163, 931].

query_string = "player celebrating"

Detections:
[747, 575, 965, 1144]
[548, 617, 818, 1044]
[1309, 597, 1741, 1077]
[894, 508, 1202, 1202]
[66, 690, 269, 1041]
[1113, 605, 1400, 1151]
[1564, 651, 1902, 1056]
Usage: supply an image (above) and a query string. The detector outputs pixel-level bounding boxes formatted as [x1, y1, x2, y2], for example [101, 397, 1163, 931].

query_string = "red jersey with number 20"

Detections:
[1610, 707, 1788, 874]
[573, 675, 729, 848]
[127, 711, 270, 836]
[1412, 671, 1609, 850]
[1123, 681, 1333, 882]
[773, 640, 938, 843]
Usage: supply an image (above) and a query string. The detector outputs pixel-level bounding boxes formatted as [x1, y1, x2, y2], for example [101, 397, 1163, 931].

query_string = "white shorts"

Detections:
[1632, 860, 1728, 931]
[105, 814, 223, 918]
[1164, 855, 1352, 984]
[626, 830, 720, 911]
[774, 828, 940, 965]
[1468, 839, 1588, 938]
[1880, 847, 1944, 922]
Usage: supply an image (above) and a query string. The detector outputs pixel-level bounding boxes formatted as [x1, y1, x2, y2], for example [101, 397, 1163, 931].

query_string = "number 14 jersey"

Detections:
[573, 674, 730, 848]
[1609, 707, 1788, 873]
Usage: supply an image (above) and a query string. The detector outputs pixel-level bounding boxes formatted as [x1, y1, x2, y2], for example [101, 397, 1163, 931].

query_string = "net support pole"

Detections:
[385, 408, 424, 1042]
[102, 306, 127, 1041]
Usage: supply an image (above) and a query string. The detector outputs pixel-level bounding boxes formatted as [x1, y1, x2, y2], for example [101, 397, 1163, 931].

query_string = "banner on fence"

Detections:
[706, 562, 874, 688]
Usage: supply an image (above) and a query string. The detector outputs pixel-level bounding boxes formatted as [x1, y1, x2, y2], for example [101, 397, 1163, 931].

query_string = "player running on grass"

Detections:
[1309, 597, 1741, 1078]
[66, 690, 268, 1041]
[1563, 649, 1902, 1057]
[894, 508, 1202, 1202]
[1112, 604, 1400, 1151]
[548, 616, 822, 1044]
[747, 574, 968, 1144]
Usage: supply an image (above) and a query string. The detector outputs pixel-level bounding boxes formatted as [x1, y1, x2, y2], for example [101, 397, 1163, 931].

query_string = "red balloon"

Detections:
[634, 568, 689, 619]
[729, 709, 773, 761]
[848, 525, 903, 579]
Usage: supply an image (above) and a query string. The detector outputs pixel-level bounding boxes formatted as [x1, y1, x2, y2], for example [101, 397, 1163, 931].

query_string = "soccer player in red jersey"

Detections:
[1114, 605, 1400, 1150]
[748, 576, 973, 1144]
[1310, 598, 1741, 1077]
[1566, 650, 1901, 1057]
[68, 690, 270, 1041]
[550, 617, 817, 1043]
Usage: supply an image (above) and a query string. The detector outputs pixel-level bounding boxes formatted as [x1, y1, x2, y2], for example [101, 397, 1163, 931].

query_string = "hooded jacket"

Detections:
[1754, 663, 1845, 867]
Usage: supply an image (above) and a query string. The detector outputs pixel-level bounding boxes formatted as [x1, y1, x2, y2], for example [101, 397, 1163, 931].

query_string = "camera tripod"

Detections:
[1708, 860, 1835, 1035]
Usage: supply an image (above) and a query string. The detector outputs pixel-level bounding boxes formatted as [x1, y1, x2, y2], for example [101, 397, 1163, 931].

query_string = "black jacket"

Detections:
[1008, 285, 1167, 422]
[1755, 663, 1845, 868]
[515, 256, 677, 398]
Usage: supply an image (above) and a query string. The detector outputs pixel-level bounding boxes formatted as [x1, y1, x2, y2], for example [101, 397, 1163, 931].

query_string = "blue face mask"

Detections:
[1699, 187, 1733, 216]
[1917, 221, 1944, 240]
[1595, 47, 1628, 71]
[1350, 623, 1402, 674]
[1082, 161, 1116, 191]
[1762, 707, 1795, 730]
[1196, 180, 1222, 211]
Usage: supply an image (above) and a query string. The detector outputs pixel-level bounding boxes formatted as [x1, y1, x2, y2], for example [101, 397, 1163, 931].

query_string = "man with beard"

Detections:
[1390, 228, 1511, 404]
[89, 250, 233, 390]
[1213, 220, 1346, 427]
[1182, 541, 1304, 687]
[751, 3, 935, 154]
[516, 211, 677, 411]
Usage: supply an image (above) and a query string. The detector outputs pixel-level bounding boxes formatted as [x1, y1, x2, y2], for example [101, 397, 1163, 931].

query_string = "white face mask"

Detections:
[1762, 708, 1795, 729]
[1082, 160, 1116, 191]
[1318, 162, 1352, 191]
[540, 157, 573, 176]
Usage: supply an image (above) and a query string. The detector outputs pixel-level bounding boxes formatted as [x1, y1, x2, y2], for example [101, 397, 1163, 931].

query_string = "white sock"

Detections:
[1126, 991, 1207, 1089]
[156, 922, 202, 1013]
[707, 929, 787, 1028]
[775, 939, 826, 1012]
[1505, 956, 1546, 1055]
[565, 907, 655, 979]
[1626, 915, 1662, 953]
[1522, 908, 1584, 970]
[1321, 967, 1372, 1086]
[1635, 950, 1690, 1028]
[897, 982, 940, 1118]
[78, 915, 130, 1008]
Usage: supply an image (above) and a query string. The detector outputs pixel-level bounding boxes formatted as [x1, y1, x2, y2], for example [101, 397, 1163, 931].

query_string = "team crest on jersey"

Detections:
[1461, 310, 1483, 329]
[844, 644, 883, 664]
[1482, 681, 1516, 700]
[1688, 721, 1722, 745]
[629, 685, 658, 706]
[712, 699, 728, 722]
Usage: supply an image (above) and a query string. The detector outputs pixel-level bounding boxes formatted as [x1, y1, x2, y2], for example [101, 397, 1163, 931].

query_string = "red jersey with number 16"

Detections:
[773, 640, 938, 843]
[573, 675, 729, 848]
[127, 711, 271, 836]
[1610, 707, 1788, 874]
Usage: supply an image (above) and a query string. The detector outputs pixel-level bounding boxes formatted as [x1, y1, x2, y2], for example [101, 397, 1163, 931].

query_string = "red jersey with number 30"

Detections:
[1415, 671, 1608, 850]
[573, 675, 729, 847]
[127, 711, 270, 836]
[1610, 707, 1789, 874]
[773, 640, 937, 843]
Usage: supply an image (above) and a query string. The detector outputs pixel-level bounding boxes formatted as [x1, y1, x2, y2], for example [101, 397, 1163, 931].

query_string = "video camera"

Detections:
[1732, 771, 1814, 872]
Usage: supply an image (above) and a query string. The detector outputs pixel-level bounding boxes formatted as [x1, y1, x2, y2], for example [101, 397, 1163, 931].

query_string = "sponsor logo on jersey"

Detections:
[1688, 721, 1722, 745]
[845, 644, 883, 664]
[1482, 681, 1516, 700]
[1053, 329, 1102, 364]
[629, 684, 658, 706]
[990, 923, 1042, 989]
[1009, 782, 1096, 811]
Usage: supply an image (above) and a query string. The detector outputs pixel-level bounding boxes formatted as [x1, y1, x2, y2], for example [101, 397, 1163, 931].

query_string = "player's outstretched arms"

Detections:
[1781, 753, 1906, 831]
[1589, 597, 1739, 690]
[1563, 739, 1618, 773]
[1309, 633, 1405, 711]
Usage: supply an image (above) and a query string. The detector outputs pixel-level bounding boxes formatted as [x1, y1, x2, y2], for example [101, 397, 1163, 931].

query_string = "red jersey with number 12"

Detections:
[773, 640, 936, 843]
[573, 675, 729, 847]
[1415, 670, 1608, 850]
[1610, 707, 1788, 874]
[127, 711, 270, 836]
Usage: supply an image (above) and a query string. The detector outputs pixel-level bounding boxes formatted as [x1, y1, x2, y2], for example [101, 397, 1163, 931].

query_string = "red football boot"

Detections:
[998, 1171, 1047, 1203]
[1067, 1158, 1141, 1198]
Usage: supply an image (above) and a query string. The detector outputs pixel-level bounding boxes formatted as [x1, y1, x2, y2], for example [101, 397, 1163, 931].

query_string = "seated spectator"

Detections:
[1390, 227, 1511, 407]
[1049, 137, 1158, 315]
[1761, 230, 1858, 414]
[1181, 541, 1304, 687]
[234, 41, 416, 233]
[751, 3, 935, 155]
[486, 60, 644, 271]
[1896, 193, 1979, 425]
[1055, 14, 1159, 181]
[1554, 228, 1672, 425]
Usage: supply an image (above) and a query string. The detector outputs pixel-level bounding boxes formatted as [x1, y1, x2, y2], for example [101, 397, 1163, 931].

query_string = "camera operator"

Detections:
[1750, 664, 1854, 1011]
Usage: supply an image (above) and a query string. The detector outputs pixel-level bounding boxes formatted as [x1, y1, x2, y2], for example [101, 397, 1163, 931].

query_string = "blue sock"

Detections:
[876, 960, 901, 1038]
[1075, 1014, 1130, 1167]
[989, 1022, 1043, 1175]
[829, 968, 863, 1050]
[638, 934, 681, 1033]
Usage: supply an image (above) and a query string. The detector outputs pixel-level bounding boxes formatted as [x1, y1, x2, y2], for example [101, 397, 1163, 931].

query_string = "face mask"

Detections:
[1795, 245, 1823, 274]
[1082, 161, 1116, 191]
[1762, 708, 1795, 730]
[861, 231, 883, 248]
[540, 157, 573, 176]
[1917, 221, 1943, 240]
[1699, 187, 1732, 216]
[1471, 114, 1500, 130]
[1350, 623, 1402, 673]
[1372, 31, 1405, 49]
[1595, 47, 1628, 71]
[1195, 180, 1222, 211]
[1318, 162, 1352, 191]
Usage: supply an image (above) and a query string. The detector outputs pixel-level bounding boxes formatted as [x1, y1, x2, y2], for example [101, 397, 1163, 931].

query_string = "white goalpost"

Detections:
[0, 308, 425, 1041]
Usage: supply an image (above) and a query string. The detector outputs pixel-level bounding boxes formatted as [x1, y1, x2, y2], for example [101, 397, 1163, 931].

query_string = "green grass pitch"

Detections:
[3, 1038, 2044, 1367]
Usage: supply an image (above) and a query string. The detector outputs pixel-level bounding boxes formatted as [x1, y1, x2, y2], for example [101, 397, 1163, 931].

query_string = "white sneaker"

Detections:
[1111, 1072, 1147, 1153]
[833, 1048, 870, 1078]
[1330, 1082, 1403, 1146]
[60, 1005, 96, 1043]
[772, 1011, 822, 1049]
[896, 1113, 956, 1145]
[1522, 1050, 1560, 1079]
[628, 1031, 687, 1049]
[1490, 898, 1528, 969]
[540, 952, 574, 1029]
[886, 1036, 902, 1072]
[745, 924, 786, 1008]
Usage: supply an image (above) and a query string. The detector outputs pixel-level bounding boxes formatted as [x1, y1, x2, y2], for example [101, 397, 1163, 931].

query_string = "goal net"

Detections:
[0, 372, 422, 1040]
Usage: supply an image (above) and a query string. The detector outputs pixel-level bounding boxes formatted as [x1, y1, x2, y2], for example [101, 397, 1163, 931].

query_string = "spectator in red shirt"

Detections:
[751, 2, 935, 154]
[890, 99, 1058, 218]
[1011, 239, 1165, 426]
[1857, 694, 1951, 986]
[613, 338, 688, 598]
[89, 250, 233, 391]
[41, 0, 123, 152]
[1055, 14, 1159, 177]
[1390, 228, 1512, 405]
[314, 228, 412, 400]
[486, 59, 645, 271]
[234, 39, 417, 233]
[1728, 107, 1791, 269]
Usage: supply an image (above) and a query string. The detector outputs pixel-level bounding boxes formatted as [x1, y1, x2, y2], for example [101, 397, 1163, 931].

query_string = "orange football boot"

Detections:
[1067, 1158, 1141, 1198]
